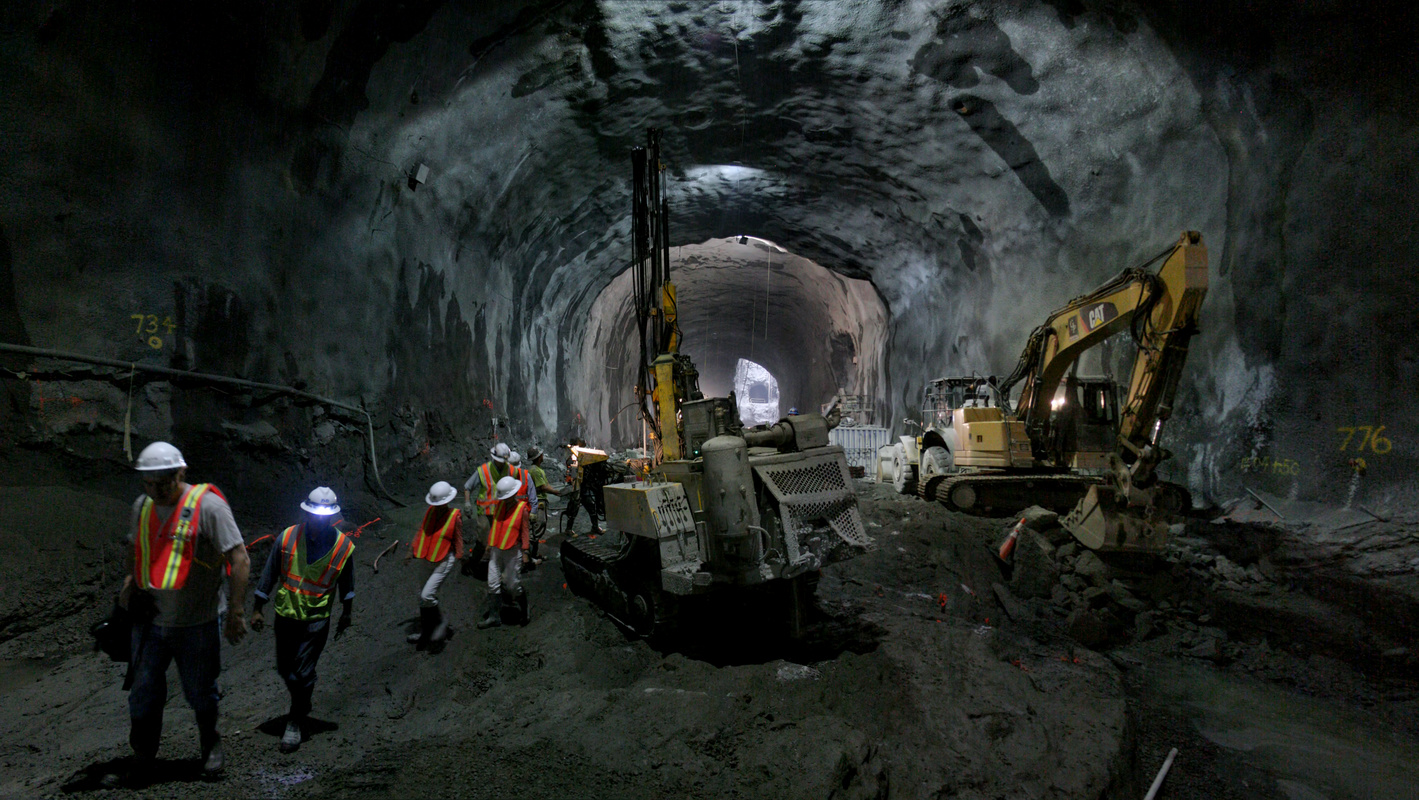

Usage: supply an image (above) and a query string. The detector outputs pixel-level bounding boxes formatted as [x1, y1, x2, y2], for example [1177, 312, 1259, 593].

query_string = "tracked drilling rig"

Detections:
[559, 130, 873, 638]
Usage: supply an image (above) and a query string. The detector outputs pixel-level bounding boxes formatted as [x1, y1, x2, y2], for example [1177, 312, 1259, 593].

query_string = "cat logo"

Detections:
[1082, 302, 1118, 333]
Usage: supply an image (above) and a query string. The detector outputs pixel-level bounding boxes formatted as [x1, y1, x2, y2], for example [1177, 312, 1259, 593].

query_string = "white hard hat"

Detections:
[490, 442, 511, 463]
[495, 475, 522, 501]
[301, 486, 340, 516]
[135, 441, 187, 472]
[508, 451, 522, 467]
[426, 481, 457, 506]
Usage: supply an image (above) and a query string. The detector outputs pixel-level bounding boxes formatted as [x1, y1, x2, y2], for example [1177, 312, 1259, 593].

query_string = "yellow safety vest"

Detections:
[273, 524, 354, 620]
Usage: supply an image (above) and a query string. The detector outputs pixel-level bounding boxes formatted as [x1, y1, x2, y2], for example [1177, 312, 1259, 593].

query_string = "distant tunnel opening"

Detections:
[734, 358, 779, 427]
[575, 236, 889, 447]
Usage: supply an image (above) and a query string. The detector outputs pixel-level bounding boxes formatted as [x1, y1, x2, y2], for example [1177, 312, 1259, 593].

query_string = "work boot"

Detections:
[476, 592, 502, 629]
[514, 589, 530, 626]
[279, 720, 302, 754]
[202, 740, 225, 778]
[121, 755, 155, 789]
[429, 604, 450, 643]
[408, 605, 437, 648]
[197, 709, 223, 778]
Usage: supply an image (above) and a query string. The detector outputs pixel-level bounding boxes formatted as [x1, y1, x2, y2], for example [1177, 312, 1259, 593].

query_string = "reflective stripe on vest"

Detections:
[133, 483, 223, 590]
[487, 500, 528, 550]
[278, 525, 354, 599]
[513, 467, 532, 503]
[411, 507, 460, 562]
[475, 462, 506, 515]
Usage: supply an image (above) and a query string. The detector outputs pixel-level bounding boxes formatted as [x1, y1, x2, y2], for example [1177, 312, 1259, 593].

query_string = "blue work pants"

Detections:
[127, 620, 221, 758]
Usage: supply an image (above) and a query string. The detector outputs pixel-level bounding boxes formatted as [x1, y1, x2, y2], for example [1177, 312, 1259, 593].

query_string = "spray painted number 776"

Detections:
[130, 314, 176, 349]
[1336, 426, 1392, 454]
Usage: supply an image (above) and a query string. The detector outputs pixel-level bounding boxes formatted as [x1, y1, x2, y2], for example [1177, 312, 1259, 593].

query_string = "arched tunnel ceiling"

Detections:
[0, 0, 1417, 508]
[576, 237, 887, 445]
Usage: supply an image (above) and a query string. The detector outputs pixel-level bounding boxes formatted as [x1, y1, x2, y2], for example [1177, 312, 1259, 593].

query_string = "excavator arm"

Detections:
[1001, 231, 1209, 552]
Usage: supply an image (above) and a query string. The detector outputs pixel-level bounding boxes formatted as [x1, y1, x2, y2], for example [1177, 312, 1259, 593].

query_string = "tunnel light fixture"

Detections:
[734, 235, 788, 253]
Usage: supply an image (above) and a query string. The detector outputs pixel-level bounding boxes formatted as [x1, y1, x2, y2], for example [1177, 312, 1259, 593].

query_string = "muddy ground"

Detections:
[0, 481, 1416, 799]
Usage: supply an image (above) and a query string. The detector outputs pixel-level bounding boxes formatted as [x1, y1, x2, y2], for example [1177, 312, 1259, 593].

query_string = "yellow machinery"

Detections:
[887, 231, 1208, 554]
[560, 129, 871, 638]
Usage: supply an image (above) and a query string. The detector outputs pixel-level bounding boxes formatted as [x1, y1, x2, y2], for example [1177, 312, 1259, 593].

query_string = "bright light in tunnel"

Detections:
[735, 358, 780, 427]
[734, 235, 787, 252]
[685, 164, 767, 183]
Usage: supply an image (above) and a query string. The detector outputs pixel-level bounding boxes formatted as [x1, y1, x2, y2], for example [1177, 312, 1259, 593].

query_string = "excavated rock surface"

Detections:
[4, 484, 1133, 799]
[1, 1, 1416, 511]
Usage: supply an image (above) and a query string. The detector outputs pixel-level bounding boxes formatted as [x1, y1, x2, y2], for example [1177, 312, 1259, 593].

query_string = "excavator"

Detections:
[885, 231, 1208, 553]
[559, 130, 872, 638]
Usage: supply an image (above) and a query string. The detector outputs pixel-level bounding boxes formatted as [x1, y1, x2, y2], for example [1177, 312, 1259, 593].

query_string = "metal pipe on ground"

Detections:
[0, 342, 405, 507]
[1143, 747, 1178, 800]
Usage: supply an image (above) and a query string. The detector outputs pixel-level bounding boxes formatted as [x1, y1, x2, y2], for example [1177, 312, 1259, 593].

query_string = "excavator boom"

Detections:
[1000, 232, 1208, 552]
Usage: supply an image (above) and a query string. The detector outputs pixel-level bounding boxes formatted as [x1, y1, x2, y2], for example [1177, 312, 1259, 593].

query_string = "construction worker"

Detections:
[507, 451, 540, 566]
[118, 441, 250, 787]
[405, 481, 462, 648]
[249, 487, 355, 754]
[562, 439, 607, 537]
[462, 442, 514, 572]
[477, 475, 530, 629]
[524, 446, 561, 564]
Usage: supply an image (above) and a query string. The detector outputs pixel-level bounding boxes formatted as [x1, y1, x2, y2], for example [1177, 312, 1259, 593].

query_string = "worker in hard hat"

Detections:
[506, 451, 540, 567]
[462, 442, 514, 574]
[118, 441, 250, 787]
[476, 475, 531, 629]
[523, 446, 561, 565]
[561, 438, 606, 537]
[405, 481, 463, 648]
[249, 487, 355, 754]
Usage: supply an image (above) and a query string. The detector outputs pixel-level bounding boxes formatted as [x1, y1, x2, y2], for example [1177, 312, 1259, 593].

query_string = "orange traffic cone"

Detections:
[997, 519, 1026, 562]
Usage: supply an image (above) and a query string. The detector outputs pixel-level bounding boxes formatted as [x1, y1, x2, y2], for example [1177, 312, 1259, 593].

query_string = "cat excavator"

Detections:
[888, 231, 1209, 554]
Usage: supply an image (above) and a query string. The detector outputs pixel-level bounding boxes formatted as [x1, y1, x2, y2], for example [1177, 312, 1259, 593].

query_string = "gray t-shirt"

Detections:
[128, 487, 244, 628]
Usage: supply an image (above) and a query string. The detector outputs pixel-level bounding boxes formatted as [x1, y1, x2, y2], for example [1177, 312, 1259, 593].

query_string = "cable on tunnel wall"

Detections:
[0, 342, 405, 507]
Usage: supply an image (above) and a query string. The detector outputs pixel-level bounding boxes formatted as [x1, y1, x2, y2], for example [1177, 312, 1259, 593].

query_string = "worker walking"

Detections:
[562, 439, 607, 537]
[406, 481, 462, 648]
[250, 487, 355, 754]
[507, 451, 540, 566]
[118, 442, 250, 787]
[477, 475, 531, 629]
[524, 446, 561, 565]
[462, 442, 514, 573]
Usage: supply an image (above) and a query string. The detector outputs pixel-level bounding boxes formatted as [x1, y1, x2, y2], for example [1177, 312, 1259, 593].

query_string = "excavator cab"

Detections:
[1046, 376, 1119, 471]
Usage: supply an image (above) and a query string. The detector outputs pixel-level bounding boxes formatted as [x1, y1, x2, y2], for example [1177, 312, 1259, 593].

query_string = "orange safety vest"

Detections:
[512, 467, 533, 503]
[487, 500, 528, 550]
[277, 524, 355, 600]
[475, 462, 508, 516]
[133, 483, 225, 590]
[411, 507, 460, 562]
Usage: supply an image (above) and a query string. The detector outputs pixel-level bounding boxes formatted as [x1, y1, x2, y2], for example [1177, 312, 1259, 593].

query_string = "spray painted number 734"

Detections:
[1336, 426, 1392, 454]
[130, 314, 176, 350]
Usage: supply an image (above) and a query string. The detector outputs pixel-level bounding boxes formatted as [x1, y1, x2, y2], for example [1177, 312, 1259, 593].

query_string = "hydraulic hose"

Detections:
[0, 342, 405, 507]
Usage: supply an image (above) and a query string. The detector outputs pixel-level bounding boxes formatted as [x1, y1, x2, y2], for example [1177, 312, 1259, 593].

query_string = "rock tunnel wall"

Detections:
[0, 1, 1415, 513]
[574, 237, 889, 447]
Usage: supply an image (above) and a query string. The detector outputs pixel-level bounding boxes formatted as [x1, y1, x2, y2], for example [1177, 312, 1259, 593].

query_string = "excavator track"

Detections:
[918, 473, 947, 502]
[560, 535, 677, 638]
[935, 472, 1105, 516]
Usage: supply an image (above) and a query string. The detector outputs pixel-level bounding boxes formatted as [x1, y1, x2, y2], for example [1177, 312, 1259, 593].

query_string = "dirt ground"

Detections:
[1, 481, 1415, 799]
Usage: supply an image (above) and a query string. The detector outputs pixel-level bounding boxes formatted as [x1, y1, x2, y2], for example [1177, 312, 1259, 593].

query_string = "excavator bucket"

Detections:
[1061, 484, 1172, 554]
